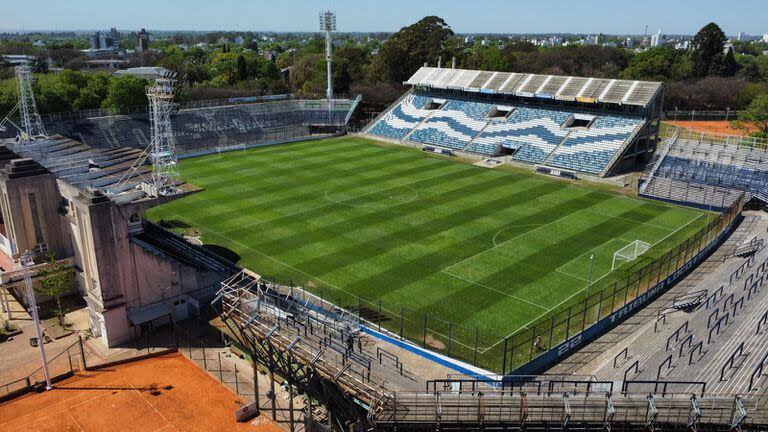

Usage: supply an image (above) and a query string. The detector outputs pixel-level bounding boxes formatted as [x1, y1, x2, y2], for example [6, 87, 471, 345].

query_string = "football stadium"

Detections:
[2, 14, 768, 432]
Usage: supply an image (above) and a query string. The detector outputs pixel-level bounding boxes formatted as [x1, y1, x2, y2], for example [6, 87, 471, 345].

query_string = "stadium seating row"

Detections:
[366, 92, 644, 175]
[644, 134, 768, 205]
[44, 99, 356, 156]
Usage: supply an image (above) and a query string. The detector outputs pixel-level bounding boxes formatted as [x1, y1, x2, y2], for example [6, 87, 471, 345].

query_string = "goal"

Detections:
[612, 240, 651, 270]
[216, 142, 247, 155]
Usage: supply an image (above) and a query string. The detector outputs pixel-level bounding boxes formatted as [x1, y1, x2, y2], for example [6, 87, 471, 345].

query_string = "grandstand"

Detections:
[28, 96, 361, 157]
[641, 127, 768, 209]
[542, 209, 768, 409]
[365, 66, 663, 177]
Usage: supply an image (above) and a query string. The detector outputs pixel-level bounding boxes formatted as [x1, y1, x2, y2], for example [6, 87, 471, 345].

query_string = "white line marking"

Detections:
[584, 208, 675, 231]
[164, 211, 362, 302]
[215, 168, 463, 234]
[492, 224, 544, 247]
[323, 185, 420, 208]
[481, 211, 706, 352]
[442, 269, 549, 311]
[444, 208, 592, 273]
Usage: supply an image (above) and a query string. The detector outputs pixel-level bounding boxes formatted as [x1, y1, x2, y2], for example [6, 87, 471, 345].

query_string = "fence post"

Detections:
[448, 322, 453, 355]
[423, 315, 428, 347]
[234, 363, 239, 396]
[78, 335, 87, 370]
[253, 354, 261, 412]
[218, 352, 224, 381]
[473, 329, 479, 365]
[502, 337, 509, 375]
[528, 325, 536, 362]
[399, 306, 404, 339]
[378, 300, 382, 332]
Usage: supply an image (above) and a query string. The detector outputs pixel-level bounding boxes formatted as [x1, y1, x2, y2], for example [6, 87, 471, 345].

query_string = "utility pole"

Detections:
[18, 250, 52, 390]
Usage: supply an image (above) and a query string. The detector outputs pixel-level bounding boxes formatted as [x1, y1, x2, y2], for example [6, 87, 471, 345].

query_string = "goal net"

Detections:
[612, 240, 651, 270]
[216, 142, 247, 155]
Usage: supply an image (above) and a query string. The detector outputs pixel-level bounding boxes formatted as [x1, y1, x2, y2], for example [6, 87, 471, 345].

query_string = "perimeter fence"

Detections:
[256, 193, 744, 374]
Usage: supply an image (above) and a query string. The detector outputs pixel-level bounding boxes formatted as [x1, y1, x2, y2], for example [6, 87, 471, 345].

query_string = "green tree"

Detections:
[35, 252, 74, 325]
[74, 72, 111, 110]
[714, 47, 741, 77]
[738, 94, 768, 136]
[236, 55, 248, 81]
[102, 76, 148, 109]
[622, 47, 685, 81]
[209, 52, 240, 84]
[35, 72, 82, 113]
[691, 22, 727, 77]
[368, 16, 455, 82]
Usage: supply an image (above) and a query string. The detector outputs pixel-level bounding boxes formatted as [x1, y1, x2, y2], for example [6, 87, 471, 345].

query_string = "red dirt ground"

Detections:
[0, 353, 282, 432]
[665, 120, 756, 136]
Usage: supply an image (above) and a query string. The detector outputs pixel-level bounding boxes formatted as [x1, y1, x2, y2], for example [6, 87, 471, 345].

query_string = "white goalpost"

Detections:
[216, 142, 247, 155]
[612, 240, 651, 270]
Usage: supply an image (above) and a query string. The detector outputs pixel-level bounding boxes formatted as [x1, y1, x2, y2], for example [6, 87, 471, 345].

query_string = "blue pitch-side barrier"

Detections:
[360, 326, 495, 379]
[509, 213, 742, 376]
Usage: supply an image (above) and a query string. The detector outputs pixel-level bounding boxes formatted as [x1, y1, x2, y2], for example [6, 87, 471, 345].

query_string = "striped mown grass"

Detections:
[147, 136, 706, 354]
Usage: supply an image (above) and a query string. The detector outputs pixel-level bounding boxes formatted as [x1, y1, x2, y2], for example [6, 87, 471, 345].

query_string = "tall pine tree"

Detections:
[691, 22, 726, 77]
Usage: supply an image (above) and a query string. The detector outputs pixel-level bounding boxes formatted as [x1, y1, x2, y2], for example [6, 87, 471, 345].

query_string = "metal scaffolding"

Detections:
[15, 63, 48, 140]
[146, 77, 181, 197]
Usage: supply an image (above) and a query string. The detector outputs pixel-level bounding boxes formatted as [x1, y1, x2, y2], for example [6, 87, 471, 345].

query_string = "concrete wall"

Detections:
[0, 171, 69, 257]
[0, 166, 217, 347]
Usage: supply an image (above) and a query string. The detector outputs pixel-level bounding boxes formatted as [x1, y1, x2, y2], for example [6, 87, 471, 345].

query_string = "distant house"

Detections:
[2, 54, 38, 66]
[114, 66, 172, 80]
[84, 59, 130, 71]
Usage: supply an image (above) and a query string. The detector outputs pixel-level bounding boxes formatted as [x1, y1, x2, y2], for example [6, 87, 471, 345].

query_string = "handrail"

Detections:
[639, 127, 679, 195]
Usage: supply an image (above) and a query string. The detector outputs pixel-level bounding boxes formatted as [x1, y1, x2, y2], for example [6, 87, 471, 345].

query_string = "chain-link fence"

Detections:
[257, 193, 744, 374]
[174, 324, 305, 431]
[0, 337, 85, 401]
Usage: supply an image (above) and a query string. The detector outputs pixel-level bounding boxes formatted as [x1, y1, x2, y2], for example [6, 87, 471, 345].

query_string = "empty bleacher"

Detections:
[408, 100, 493, 151]
[366, 94, 434, 140]
[547, 115, 643, 175]
[578, 214, 768, 397]
[642, 129, 768, 207]
[43, 98, 358, 157]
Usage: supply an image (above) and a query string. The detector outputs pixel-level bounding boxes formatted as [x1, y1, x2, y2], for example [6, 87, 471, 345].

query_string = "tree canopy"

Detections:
[369, 16, 455, 83]
[740, 94, 768, 137]
[691, 22, 728, 77]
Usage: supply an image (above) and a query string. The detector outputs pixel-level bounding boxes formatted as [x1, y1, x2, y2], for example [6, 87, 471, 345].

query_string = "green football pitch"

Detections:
[147, 136, 706, 349]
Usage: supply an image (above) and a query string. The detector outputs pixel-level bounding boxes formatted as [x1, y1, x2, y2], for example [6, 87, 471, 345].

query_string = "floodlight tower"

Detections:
[319, 10, 337, 102]
[15, 63, 47, 140]
[146, 77, 181, 197]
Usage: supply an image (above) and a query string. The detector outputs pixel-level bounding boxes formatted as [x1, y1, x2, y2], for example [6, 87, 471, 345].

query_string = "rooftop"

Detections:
[0, 135, 198, 206]
[405, 66, 663, 108]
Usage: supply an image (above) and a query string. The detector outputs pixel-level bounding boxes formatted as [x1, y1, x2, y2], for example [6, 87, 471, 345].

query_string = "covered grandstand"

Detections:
[7, 95, 361, 158]
[365, 66, 664, 177]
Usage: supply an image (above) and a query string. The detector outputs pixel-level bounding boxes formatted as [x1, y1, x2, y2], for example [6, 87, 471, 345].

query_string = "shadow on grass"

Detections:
[202, 244, 241, 263]
[157, 219, 191, 229]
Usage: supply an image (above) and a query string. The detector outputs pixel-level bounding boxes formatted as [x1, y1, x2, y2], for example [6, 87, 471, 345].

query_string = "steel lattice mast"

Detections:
[320, 11, 336, 102]
[15, 63, 47, 140]
[147, 77, 181, 197]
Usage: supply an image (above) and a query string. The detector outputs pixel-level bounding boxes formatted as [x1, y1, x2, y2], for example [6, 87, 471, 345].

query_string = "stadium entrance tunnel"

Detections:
[745, 196, 768, 211]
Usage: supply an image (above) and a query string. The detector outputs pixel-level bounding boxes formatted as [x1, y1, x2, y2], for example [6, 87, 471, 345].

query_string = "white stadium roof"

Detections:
[404, 67, 663, 108]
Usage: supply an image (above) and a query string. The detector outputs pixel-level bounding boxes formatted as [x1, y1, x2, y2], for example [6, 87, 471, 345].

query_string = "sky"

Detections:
[0, 0, 766, 35]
